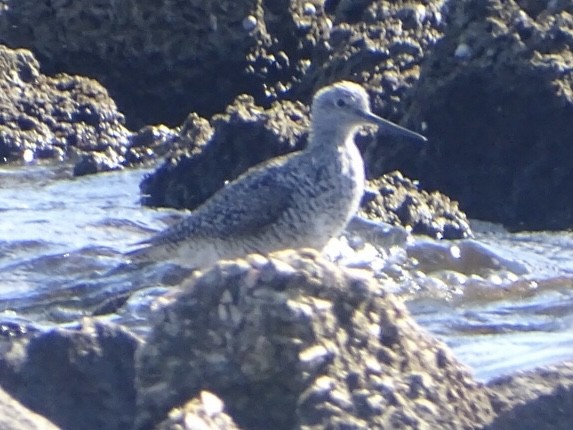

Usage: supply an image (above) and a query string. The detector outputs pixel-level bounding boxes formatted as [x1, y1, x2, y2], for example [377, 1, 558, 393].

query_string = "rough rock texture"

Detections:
[0, 386, 61, 430]
[361, 171, 472, 239]
[135, 249, 494, 430]
[0, 1, 437, 131]
[0, 0, 436, 185]
[287, 0, 444, 142]
[140, 95, 308, 209]
[155, 391, 240, 430]
[0, 319, 141, 430]
[0, 44, 131, 166]
[0, 0, 264, 128]
[73, 124, 181, 176]
[0, 43, 186, 174]
[406, 0, 573, 230]
[485, 361, 573, 430]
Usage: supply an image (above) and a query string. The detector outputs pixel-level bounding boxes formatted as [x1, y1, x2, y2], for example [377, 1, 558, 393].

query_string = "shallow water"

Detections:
[1, 163, 572, 381]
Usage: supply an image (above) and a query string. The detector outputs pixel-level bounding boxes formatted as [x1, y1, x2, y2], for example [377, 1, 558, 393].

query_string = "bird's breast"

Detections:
[293, 145, 365, 232]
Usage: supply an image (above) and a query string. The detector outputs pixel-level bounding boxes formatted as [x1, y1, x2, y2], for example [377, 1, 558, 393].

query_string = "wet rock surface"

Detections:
[0, 0, 262, 128]
[0, 43, 190, 175]
[0, 319, 141, 430]
[361, 171, 472, 239]
[0, 251, 570, 429]
[135, 249, 495, 430]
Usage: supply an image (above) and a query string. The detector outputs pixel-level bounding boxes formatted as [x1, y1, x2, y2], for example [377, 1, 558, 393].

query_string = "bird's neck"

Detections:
[307, 122, 357, 155]
[306, 123, 365, 188]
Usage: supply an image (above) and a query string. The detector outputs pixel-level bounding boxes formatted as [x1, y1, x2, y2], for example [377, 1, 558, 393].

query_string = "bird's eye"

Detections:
[336, 98, 346, 107]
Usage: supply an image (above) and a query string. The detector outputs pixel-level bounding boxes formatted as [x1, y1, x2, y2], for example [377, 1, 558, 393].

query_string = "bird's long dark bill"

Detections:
[359, 110, 427, 144]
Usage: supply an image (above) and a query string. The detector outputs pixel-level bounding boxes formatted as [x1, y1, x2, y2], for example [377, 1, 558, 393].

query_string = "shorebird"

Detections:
[127, 81, 426, 268]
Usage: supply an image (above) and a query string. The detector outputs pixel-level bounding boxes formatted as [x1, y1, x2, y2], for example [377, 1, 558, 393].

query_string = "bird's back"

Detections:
[127, 140, 364, 268]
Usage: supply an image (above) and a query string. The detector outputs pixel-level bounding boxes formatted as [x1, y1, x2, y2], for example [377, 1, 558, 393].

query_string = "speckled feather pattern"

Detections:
[128, 82, 385, 268]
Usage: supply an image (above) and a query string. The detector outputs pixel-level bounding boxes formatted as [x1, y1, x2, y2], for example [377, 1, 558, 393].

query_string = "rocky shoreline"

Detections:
[0, 249, 571, 429]
[1, 0, 573, 429]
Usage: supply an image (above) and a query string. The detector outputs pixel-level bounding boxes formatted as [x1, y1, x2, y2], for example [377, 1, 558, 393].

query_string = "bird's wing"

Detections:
[138, 160, 297, 248]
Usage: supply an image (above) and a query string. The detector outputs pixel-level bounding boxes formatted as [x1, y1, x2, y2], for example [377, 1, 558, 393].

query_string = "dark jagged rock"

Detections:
[407, 0, 573, 230]
[360, 171, 473, 239]
[485, 361, 573, 430]
[0, 43, 186, 175]
[0, 386, 60, 430]
[135, 249, 495, 429]
[290, 1, 443, 112]
[123, 124, 181, 166]
[0, 319, 141, 430]
[0, 0, 436, 135]
[406, 239, 528, 277]
[0, 0, 264, 128]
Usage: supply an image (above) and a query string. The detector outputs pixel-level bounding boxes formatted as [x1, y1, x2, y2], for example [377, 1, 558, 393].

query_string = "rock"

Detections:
[0, 44, 131, 167]
[140, 95, 308, 209]
[0, 319, 141, 430]
[0, 43, 200, 174]
[360, 171, 473, 239]
[407, 1, 573, 230]
[0, 0, 435, 135]
[406, 239, 528, 277]
[0, 386, 60, 430]
[73, 150, 123, 176]
[135, 249, 495, 429]
[0, 0, 266, 128]
[155, 391, 240, 430]
[485, 361, 573, 430]
[125, 123, 193, 167]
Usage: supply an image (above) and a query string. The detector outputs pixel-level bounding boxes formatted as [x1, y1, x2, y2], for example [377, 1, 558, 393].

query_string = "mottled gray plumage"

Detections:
[128, 81, 426, 268]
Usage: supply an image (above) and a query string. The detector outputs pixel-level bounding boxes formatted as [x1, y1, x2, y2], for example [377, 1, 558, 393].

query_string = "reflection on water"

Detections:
[1, 163, 573, 380]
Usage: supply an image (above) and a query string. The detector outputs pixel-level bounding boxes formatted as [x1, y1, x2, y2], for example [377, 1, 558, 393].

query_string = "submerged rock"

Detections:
[135, 249, 494, 429]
